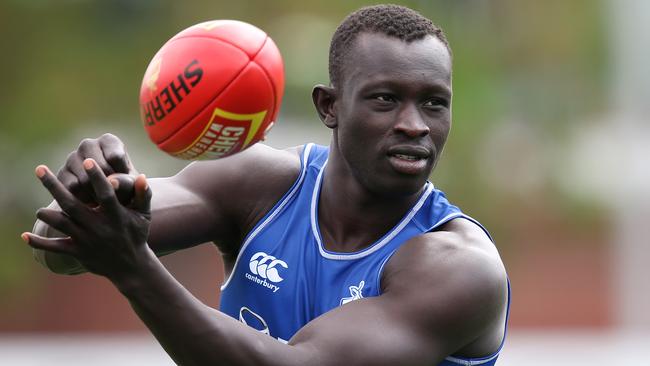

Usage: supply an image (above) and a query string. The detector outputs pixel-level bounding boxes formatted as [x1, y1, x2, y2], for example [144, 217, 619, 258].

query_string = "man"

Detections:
[24, 5, 509, 365]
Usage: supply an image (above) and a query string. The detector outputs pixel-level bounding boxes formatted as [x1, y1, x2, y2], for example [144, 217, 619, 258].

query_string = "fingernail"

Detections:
[35, 165, 46, 178]
[141, 174, 148, 190]
[109, 178, 119, 189]
[83, 159, 94, 170]
[20, 233, 29, 243]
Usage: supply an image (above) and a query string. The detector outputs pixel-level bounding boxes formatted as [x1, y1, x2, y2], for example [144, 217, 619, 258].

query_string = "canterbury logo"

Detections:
[249, 252, 288, 283]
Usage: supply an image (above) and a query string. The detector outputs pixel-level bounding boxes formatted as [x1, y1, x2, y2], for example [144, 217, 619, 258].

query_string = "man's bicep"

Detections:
[287, 295, 454, 366]
[146, 174, 226, 253]
[155, 144, 303, 253]
[285, 237, 508, 366]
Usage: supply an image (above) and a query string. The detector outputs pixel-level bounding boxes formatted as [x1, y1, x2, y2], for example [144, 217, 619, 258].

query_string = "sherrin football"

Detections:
[139, 20, 284, 160]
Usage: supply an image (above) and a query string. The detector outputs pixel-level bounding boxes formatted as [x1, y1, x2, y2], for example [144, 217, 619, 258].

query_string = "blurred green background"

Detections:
[2, 1, 649, 359]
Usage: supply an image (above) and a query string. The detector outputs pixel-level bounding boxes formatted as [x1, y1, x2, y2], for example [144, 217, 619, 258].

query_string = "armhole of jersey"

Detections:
[221, 143, 314, 291]
[378, 213, 511, 365]
[439, 215, 510, 366]
[376, 249, 397, 296]
[444, 280, 511, 365]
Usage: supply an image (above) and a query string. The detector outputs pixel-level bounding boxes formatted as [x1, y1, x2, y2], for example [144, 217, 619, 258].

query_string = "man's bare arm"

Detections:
[33, 134, 301, 274]
[112, 222, 508, 366]
[32, 172, 222, 274]
[26, 162, 508, 365]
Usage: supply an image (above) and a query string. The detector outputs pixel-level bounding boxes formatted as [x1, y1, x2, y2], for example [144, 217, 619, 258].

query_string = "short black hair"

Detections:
[329, 4, 450, 88]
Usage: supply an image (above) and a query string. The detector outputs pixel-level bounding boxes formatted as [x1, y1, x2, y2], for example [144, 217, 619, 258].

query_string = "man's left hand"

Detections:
[23, 158, 152, 281]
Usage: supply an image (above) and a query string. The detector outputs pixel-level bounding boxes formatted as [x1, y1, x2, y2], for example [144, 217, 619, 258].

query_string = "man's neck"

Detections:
[317, 157, 425, 253]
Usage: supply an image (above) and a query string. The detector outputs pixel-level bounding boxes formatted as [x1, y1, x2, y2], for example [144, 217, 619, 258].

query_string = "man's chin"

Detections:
[367, 175, 430, 199]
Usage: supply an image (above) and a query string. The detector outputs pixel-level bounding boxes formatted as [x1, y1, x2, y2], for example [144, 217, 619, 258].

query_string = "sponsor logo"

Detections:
[245, 251, 288, 293]
[172, 108, 268, 160]
[141, 59, 203, 126]
[340, 280, 365, 306]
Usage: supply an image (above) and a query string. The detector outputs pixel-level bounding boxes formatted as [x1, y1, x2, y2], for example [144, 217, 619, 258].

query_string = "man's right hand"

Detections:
[32, 133, 138, 274]
[31, 140, 303, 276]
[57, 133, 137, 204]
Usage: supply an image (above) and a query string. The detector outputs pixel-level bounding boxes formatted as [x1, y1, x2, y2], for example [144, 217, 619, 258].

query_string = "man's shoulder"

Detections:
[394, 217, 497, 267]
[385, 218, 506, 297]
[381, 218, 508, 354]
[175, 143, 303, 189]
[170, 143, 306, 235]
[236, 143, 304, 170]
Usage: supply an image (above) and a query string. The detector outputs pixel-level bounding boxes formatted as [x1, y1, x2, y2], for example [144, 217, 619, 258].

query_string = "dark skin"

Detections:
[25, 33, 508, 365]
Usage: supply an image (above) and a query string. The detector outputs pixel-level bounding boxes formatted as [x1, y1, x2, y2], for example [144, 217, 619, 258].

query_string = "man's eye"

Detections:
[424, 98, 449, 108]
[374, 94, 395, 102]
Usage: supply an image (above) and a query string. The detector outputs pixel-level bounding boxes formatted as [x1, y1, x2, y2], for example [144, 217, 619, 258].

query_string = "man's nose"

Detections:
[394, 104, 430, 138]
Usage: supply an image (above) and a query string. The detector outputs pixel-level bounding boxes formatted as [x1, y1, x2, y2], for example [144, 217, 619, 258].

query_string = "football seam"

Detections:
[153, 37, 256, 146]
[251, 37, 280, 124]
[156, 37, 275, 150]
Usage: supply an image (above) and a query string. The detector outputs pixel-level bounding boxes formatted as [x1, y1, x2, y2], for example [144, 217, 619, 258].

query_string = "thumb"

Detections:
[132, 174, 152, 215]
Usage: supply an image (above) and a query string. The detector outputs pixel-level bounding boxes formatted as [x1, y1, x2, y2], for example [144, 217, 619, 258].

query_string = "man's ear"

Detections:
[312, 84, 337, 129]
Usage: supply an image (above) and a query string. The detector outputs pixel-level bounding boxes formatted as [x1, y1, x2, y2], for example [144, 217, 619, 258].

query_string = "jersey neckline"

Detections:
[310, 160, 435, 260]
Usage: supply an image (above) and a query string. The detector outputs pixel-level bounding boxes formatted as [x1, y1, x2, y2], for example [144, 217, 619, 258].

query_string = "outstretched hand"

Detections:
[23, 158, 152, 280]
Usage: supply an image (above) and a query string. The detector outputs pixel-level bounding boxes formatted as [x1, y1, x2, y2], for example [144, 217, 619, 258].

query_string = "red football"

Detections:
[139, 20, 284, 159]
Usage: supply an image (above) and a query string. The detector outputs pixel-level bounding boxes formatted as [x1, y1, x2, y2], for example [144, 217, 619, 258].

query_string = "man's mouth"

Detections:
[392, 153, 423, 161]
[386, 146, 432, 175]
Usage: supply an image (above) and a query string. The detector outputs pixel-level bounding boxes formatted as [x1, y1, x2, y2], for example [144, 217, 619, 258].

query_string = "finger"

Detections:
[78, 138, 114, 176]
[58, 152, 93, 203]
[21, 232, 76, 255]
[99, 134, 132, 174]
[36, 208, 79, 238]
[83, 159, 119, 213]
[107, 173, 136, 205]
[132, 174, 152, 214]
[36, 165, 89, 220]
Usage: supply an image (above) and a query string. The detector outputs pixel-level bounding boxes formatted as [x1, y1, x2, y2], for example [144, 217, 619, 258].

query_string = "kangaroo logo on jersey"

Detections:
[340, 280, 365, 306]
[245, 251, 288, 293]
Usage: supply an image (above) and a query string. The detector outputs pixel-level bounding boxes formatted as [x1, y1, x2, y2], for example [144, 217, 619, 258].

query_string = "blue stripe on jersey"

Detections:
[219, 144, 509, 364]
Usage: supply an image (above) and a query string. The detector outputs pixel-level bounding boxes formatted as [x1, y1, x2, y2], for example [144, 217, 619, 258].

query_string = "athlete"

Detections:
[24, 5, 509, 366]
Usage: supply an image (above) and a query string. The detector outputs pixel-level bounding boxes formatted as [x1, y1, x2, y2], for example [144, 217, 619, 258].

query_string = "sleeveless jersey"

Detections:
[220, 144, 509, 365]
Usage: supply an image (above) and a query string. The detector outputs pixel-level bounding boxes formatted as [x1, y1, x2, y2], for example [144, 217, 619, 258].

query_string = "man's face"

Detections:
[334, 32, 452, 197]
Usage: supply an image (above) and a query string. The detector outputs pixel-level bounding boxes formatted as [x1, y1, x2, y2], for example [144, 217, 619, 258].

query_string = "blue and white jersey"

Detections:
[220, 144, 509, 365]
